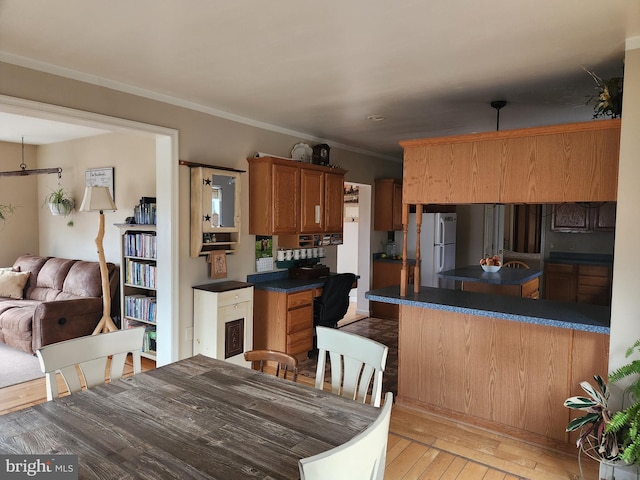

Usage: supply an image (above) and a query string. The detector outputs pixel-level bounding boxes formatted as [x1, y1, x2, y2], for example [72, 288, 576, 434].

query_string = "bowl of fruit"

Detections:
[480, 255, 502, 272]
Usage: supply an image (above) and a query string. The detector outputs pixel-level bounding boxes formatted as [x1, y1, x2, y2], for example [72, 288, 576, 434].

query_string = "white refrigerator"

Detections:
[401, 212, 457, 288]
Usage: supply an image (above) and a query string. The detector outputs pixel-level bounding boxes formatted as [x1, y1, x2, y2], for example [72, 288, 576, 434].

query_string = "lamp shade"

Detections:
[80, 186, 117, 212]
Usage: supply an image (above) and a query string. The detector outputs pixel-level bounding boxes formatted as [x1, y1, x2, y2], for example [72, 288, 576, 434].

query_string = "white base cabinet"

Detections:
[193, 282, 253, 367]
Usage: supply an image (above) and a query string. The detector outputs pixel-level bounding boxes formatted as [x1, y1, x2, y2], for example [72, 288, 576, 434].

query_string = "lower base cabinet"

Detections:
[544, 262, 612, 305]
[253, 288, 315, 359]
[371, 261, 414, 319]
[193, 282, 254, 367]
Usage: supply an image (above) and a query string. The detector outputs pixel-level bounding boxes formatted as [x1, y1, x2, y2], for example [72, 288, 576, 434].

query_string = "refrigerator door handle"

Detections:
[437, 245, 445, 272]
[437, 217, 445, 245]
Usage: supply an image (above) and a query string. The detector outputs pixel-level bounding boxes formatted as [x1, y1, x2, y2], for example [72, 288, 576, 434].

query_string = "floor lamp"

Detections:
[80, 186, 118, 334]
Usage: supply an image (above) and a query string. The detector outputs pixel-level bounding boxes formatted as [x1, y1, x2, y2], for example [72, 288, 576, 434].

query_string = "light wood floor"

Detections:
[0, 358, 597, 479]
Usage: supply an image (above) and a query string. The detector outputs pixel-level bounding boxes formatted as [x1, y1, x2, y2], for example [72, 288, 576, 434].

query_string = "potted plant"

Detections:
[565, 340, 640, 479]
[44, 188, 74, 216]
[606, 340, 640, 465]
[564, 374, 619, 462]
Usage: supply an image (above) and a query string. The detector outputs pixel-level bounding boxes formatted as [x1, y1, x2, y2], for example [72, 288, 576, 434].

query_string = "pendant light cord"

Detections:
[490, 100, 507, 131]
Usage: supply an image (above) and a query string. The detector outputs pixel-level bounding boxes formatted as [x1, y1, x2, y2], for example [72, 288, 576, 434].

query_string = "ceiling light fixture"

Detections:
[0, 136, 63, 178]
[367, 115, 385, 122]
[490, 100, 507, 131]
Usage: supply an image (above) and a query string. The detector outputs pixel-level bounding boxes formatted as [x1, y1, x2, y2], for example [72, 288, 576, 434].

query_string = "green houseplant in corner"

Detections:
[606, 340, 640, 466]
[44, 187, 74, 217]
[565, 340, 640, 479]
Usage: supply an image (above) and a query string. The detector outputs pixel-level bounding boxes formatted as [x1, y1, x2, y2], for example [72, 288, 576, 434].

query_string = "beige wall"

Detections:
[36, 133, 156, 263]
[0, 141, 39, 265]
[610, 42, 640, 398]
[0, 61, 402, 360]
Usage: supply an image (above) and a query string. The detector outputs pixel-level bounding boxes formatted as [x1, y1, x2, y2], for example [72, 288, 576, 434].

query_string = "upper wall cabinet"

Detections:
[190, 166, 241, 257]
[400, 120, 621, 205]
[374, 178, 403, 231]
[550, 202, 616, 233]
[247, 156, 346, 237]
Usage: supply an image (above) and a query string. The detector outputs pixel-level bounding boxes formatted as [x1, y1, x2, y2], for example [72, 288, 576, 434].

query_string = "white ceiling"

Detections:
[0, 0, 638, 160]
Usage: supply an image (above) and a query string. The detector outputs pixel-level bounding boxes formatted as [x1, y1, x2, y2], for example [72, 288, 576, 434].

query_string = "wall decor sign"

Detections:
[85, 167, 115, 201]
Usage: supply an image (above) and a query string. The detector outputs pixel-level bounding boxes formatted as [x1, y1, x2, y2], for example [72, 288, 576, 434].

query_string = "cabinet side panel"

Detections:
[252, 289, 287, 352]
[248, 160, 272, 235]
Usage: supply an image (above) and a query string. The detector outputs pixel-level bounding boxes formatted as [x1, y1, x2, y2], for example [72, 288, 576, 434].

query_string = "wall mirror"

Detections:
[190, 166, 242, 257]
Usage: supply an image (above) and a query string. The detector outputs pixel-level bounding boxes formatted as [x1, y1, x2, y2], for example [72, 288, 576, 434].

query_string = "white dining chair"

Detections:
[299, 391, 393, 480]
[36, 327, 145, 401]
[314, 326, 389, 407]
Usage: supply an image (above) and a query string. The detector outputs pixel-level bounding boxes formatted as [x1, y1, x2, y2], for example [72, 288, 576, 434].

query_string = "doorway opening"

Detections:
[0, 95, 179, 366]
[337, 182, 371, 326]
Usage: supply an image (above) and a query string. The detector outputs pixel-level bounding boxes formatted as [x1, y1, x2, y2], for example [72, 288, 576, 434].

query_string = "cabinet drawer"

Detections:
[545, 263, 576, 274]
[578, 265, 611, 278]
[287, 290, 313, 309]
[287, 305, 313, 334]
[217, 287, 253, 307]
[578, 276, 610, 287]
[287, 328, 313, 355]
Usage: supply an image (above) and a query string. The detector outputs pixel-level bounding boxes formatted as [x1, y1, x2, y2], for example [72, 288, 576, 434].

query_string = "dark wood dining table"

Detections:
[0, 354, 379, 479]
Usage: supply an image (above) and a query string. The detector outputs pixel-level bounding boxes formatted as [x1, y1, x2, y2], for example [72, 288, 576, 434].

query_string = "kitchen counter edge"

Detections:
[365, 286, 610, 334]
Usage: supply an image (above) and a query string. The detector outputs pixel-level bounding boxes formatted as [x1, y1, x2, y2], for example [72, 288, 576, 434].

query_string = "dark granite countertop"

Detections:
[247, 270, 354, 293]
[192, 281, 253, 293]
[365, 286, 610, 334]
[438, 265, 542, 285]
[546, 252, 614, 265]
[372, 253, 416, 264]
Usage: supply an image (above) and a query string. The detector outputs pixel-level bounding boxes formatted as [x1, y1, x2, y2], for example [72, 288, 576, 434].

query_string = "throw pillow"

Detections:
[0, 270, 30, 299]
[0, 266, 20, 272]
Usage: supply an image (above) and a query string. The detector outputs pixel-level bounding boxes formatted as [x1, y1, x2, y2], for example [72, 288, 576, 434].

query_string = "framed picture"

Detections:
[209, 251, 227, 279]
[85, 167, 115, 201]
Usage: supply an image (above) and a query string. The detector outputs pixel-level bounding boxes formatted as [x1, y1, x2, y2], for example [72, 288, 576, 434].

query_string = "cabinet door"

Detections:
[550, 203, 589, 232]
[324, 172, 344, 233]
[300, 168, 324, 233]
[272, 163, 300, 234]
[593, 202, 616, 231]
[543, 263, 577, 302]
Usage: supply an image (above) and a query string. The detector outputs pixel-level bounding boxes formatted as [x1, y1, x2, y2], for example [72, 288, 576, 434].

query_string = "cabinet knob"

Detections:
[234, 294, 239, 299]
[234, 304, 239, 309]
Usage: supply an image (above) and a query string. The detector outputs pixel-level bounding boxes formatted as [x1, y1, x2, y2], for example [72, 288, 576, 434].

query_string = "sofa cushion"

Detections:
[0, 301, 39, 353]
[13, 255, 50, 298]
[0, 270, 30, 299]
[57, 261, 103, 300]
[28, 258, 76, 301]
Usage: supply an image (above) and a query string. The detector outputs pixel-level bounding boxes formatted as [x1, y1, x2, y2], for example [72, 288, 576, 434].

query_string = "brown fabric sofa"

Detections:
[0, 255, 118, 354]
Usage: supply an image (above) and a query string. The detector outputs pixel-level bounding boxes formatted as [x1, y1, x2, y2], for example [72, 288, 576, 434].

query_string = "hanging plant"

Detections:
[44, 187, 74, 217]
[583, 66, 624, 119]
[0, 204, 16, 224]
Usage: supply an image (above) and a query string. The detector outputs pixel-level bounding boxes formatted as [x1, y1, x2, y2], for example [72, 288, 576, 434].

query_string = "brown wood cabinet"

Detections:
[253, 288, 314, 359]
[371, 260, 414, 319]
[577, 264, 613, 305]
[248, 157, 346, 240]
[550, 202, 616, 233]
[374, 178, 403, 231]
[324, 171, 345, 233]
[543, 263, 577, 302]
[544, 262, 612, 305]
[300, 167, 324, 233]
[400, 120, 621, 205]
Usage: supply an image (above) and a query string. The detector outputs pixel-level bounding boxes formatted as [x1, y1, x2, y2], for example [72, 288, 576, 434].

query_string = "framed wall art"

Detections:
[85, 167, 115, 201]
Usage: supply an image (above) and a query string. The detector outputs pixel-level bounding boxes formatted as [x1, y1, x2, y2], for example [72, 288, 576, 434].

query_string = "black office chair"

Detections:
[313, 273, 357, 329]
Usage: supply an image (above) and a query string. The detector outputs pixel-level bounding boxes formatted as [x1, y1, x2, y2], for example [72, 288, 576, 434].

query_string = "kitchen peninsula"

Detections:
[438, 265, 542, 298]
[371, 119, 619, 451]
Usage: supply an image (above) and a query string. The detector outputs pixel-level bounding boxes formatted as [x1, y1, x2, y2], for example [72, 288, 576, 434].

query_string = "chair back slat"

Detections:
[315, 326, 388, 407]
[36, 327, 145, 401]
[244, 349, 298, 382]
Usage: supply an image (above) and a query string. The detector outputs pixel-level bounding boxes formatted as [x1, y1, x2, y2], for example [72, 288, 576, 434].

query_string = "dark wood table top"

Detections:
[0, 355, 379, 479]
